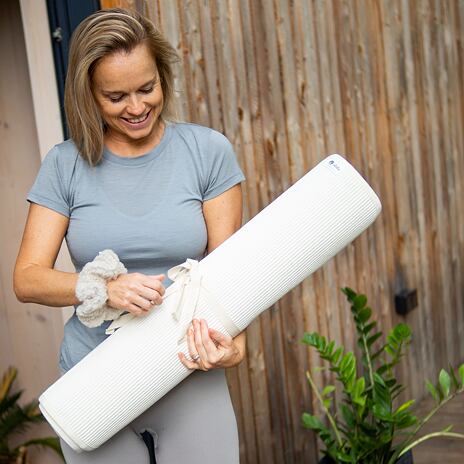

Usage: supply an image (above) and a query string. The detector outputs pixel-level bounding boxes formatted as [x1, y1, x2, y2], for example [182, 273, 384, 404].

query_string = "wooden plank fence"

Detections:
[101, 1, 464, 462]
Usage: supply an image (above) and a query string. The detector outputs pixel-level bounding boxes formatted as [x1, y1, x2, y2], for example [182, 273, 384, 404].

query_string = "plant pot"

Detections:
[396, 450, 413, 464]
[318, 449, 413, 464]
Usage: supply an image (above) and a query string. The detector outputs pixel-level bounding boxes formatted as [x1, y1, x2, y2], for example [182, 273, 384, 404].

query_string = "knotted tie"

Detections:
[106, 259, 239, 342]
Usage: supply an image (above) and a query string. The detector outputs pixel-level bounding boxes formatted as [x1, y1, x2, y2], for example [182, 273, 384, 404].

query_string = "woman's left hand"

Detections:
[178, 318, 243, 370]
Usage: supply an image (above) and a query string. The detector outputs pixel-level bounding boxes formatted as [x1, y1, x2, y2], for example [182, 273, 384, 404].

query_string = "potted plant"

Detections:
[301, 287, 464, 464]
[0, 366, 64, 464]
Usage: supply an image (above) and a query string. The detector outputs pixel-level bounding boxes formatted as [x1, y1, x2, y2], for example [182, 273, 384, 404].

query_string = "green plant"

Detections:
[301, 287, 464, 464]
[0, 367, 64, 464]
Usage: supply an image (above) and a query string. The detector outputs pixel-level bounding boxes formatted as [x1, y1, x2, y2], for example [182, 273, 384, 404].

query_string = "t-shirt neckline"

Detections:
[102, 122, 173, 166]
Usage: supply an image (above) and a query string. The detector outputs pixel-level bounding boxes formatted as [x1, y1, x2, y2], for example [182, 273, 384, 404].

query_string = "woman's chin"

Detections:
[105, 113, 163, 146]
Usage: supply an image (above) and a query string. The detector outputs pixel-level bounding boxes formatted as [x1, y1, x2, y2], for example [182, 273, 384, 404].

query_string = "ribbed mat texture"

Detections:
[39, 154, 381, 452]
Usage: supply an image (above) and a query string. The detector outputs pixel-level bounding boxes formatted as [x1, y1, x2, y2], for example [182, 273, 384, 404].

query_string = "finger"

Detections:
[193, 319, 209, 360]
[208, 327, 233, 346]
[144, 276, 166, 296]
[186, 326, 199, 361]
[144, 274, 165, 280]
[126, 303, 146, 316]
[129, 279, 163, 306]
[199, 319, 219, 353]
[131, 294, 154, 311]
[151, 293, 163, 305]
[138, 288, 163, 306]
[178, 352, 197, 370]
[153, 278, 166, 296]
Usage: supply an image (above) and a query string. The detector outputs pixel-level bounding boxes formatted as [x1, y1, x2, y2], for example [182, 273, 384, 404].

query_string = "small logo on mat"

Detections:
[328, 159, 341, 172]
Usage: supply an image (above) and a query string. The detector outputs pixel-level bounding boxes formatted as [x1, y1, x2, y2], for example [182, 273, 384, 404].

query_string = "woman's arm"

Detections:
[14, 203, 165, 314]
[178, 183, 247, 370]
[13, 203, 80, 306]
[203, 184, 242, 254]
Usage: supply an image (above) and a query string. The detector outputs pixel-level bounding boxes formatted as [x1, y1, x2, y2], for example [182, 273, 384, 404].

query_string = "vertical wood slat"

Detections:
[99, 1, 464, 462]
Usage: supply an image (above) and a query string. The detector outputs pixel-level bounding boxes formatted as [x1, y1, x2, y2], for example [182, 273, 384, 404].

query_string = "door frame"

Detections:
[19, 0, 63, 159]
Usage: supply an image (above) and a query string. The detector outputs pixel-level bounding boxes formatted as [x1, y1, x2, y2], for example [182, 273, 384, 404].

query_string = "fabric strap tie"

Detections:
[105, 259, 239, 341]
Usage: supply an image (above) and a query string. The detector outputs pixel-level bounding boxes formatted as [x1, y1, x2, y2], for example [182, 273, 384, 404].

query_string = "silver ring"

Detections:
[191, 354, 200, 362]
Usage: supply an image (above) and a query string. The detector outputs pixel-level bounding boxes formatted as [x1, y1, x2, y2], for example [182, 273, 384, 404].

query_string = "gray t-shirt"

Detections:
[27, 122, 245, 372]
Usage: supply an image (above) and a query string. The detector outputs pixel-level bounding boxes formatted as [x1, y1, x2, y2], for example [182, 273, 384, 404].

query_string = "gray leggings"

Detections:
[60, 369, 239, 463]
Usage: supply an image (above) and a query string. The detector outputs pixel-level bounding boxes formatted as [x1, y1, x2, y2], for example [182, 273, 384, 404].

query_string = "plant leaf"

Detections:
[394, 400, 415, 415]
[357, 307, 372, 324]
[342, 287, 356, 300]
[323, 399, 331, 409]
[363, 321, 377, 335]
[371, 346, 386, 361]
[322, 385, 336, 397]
[458, 364, 464, 386]
[394, 323, 412, 339]
[332, 347, 343, 364]
[0, 391, 22, 417]
[0, 367, 17, 402]
[326, 340, 335, 356]
[367, 332, 382, 348]
[384, 345, 395, 357]
[392, 385, 406, 400]
[449, 364, 460, 390]
[373, 372, 386, 387]
[301, 332, 318, 346]
[335, 450, 354, 462]
[395, 413, 417, 429]
[340, 403, 356, 428]
[372, 404, 393, 421]
[439, 369, 451, 397]
[353, 294, 367, 310]
[352, 377, 365, 403]
[301, 412, 324, 431]
[0, 405, 33, 438]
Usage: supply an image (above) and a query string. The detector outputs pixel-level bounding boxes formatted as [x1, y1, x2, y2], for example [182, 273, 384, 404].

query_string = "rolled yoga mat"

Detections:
[39, 154, 382, 452]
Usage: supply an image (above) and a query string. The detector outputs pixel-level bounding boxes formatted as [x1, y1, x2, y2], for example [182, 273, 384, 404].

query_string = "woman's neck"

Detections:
[104, 120, 166, 157]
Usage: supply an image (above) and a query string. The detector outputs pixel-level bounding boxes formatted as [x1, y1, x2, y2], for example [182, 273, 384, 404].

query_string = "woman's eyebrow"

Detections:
[102, 77, 158, 94]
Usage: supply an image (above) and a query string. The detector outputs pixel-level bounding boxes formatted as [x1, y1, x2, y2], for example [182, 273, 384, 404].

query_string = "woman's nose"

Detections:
[126, 95, 145, 115]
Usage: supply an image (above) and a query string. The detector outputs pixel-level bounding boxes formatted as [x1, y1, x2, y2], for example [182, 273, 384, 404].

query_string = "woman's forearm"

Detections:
[14, 264, 80, 307]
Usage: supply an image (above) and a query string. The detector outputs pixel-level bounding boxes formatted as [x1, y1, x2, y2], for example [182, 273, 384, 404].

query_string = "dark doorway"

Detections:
[46, 0, 100, 136]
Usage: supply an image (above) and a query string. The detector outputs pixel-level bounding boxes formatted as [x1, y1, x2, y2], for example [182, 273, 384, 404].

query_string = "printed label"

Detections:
[327, 158, 342, 173]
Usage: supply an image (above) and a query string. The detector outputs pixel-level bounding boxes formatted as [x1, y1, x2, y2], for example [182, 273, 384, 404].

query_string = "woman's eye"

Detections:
[107, 86, 153, 103]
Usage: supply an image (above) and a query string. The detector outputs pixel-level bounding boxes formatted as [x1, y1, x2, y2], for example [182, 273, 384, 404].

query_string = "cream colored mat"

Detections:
[39, 154, 381, 452]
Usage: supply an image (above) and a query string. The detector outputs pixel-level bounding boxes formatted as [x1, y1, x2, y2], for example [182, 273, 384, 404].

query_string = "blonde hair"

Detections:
[65, 8, 179, 166]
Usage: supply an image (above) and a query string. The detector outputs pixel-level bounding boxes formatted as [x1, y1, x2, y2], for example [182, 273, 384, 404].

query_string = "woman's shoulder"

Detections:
[39, 139, 84, 182]
[43, 139, 77, 162]
[53, 138, 80, 158]
[47, 139, 87, 168]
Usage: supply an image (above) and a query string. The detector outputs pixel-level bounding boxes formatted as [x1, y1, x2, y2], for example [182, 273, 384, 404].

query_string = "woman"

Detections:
[14, 8, 246, 463]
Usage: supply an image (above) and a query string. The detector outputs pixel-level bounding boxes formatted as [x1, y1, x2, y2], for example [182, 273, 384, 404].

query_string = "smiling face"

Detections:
[91, 42, 164, 154]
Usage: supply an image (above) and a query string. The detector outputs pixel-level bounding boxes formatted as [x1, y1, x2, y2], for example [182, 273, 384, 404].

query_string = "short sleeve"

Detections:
[202, 130, 245, 201]
[27, 145, 71, 217]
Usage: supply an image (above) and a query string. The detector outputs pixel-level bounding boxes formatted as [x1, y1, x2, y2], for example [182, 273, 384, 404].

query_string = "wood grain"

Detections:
[101, 1, 464, 462]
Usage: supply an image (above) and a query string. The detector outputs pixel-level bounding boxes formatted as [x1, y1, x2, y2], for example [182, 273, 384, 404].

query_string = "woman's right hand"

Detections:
[106, 273, 165, 316]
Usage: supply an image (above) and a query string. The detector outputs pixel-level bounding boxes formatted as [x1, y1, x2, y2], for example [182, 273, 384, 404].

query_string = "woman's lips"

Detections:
[120, 109, 152, 130]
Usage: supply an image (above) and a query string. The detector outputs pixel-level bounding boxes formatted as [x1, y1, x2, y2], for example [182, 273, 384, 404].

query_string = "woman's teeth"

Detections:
[124, 113, 149, 123]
